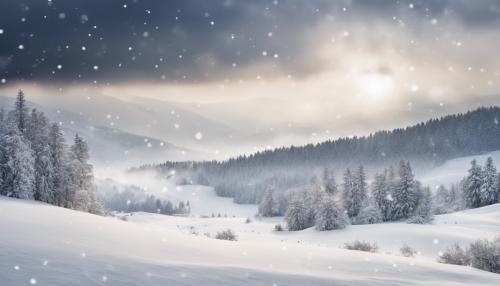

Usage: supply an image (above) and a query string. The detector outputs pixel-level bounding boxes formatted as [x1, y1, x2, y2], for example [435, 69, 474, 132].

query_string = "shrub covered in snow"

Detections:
[352, 205, 383, 225]
[438, 243, 471, 266]
[344, 240, 378, 253]
[274, 224, 284, 231]
[439, 238, 500, 274]
[469, 238, 500, 274]
[400, 243, 417, 257]
[215, 229, 237, 241]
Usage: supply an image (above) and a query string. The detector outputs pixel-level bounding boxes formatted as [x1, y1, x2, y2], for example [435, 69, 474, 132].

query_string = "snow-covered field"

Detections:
[419, 150, 500, 188]
[1, 196, 500, 286]
[2, 152, 500, 286]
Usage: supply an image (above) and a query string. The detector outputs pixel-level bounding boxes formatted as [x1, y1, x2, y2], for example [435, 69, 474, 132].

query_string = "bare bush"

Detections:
[469, 238, 500, 274]
[400, 243, 417, 257]
[438, 243, 471, 266]
[215, 229, 238, 241]
[274, 224, 284, 231]
[344, 240, 378, 253]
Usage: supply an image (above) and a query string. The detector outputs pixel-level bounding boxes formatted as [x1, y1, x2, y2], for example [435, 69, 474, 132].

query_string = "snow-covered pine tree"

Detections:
[407, 183, 433, 224]
[26, 109, 54, 203]
[12, 90, 29, 134]
[343, 166, 367, 218]
[258, 187, 275, 217]
[70, 134, 102, 214]
[480, 157, 497, 206]
[2, 124, 35, 199]
[315, 196, 347, 231]
[464, 159, 483, 208]
[392, 160, 418, 220]
[371, 172, 392, 221]
[285, 197, 308, 231]
[322, 168, 337, 195]
[48, 123, 71, 207]
[342, 168, 356, 217]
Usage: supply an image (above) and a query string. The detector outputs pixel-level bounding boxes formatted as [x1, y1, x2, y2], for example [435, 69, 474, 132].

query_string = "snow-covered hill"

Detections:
[1, 197, 499, 286]
[419, 150, 500, 189]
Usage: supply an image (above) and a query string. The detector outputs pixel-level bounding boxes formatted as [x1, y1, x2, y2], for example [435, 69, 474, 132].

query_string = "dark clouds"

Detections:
[0, 0, 499, 84]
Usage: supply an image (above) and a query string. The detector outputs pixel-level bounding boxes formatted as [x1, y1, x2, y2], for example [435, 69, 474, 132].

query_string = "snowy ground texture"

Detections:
[1, 195, 500, 286]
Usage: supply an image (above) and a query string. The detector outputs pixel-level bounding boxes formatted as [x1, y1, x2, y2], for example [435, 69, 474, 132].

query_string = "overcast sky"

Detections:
[1, 0, 500, 148]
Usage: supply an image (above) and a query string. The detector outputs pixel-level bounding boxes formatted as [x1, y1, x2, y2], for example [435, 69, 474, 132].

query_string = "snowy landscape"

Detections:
[2, 1, 500, 285]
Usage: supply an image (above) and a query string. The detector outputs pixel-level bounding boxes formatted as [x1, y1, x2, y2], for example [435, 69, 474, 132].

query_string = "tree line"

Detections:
[0, 90, 102, 214]
[97, 184, 190, 215]
[132, 106, 500, 206]
[258, 161, 432, 231]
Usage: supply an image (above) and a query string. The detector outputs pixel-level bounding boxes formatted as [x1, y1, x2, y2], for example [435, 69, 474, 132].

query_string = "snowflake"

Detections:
[30, 278, 37, 285]
[195, 132, 203, 140]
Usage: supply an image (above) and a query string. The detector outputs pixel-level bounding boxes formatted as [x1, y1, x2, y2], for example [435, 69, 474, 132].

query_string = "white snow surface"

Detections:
[1, 196, 500, 286]
[419, 150, 500, 189]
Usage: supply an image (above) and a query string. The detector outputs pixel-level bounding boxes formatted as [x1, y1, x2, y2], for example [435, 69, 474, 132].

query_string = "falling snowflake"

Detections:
[195, 132, 203, 140]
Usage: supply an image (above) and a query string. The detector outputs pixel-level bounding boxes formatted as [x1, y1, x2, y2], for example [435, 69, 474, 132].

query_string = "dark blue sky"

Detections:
[1, 0, 499, 84]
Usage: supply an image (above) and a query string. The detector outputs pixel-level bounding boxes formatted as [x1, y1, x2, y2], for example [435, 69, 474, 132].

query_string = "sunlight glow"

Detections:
[357, 74, 394, 99]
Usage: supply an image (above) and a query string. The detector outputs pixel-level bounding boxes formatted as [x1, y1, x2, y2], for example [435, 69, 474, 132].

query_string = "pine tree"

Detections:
[3, 125, 35, 199]
[392, 161, 418, 220]
[480, 157, 497, 206]
[464, 159, 483, 208]
[342, 168, 355, 217]
[48, 123, 71, 207]
[70, 134, 102, 214]
[371, 172, 392, 221]
[408, 184, 433, 224]
[259, 188, 275, 217]
[26, 109, 53, 203]
[315, 196, 347, 231]
[322, 168, 337, 195]
[13, 90, 29, 134]
[343, 166, 367, 218]
[285, 197, 308, 231]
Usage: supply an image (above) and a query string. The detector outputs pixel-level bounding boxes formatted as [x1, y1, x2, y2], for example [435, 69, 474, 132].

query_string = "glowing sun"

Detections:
[357, 73, 394, 99]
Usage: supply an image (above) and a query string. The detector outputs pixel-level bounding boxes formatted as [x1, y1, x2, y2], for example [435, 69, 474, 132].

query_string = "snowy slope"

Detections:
[419, 150, 500, 188]
[1, 197, 500, 286]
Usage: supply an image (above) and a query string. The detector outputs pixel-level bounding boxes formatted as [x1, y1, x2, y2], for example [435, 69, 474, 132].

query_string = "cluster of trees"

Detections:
[0, 91, 102, 214]
[462, 157, 500, 208]
[261, 161, 433, 231]
[97, 184, 190, 215]
[133, 107, 500, 206]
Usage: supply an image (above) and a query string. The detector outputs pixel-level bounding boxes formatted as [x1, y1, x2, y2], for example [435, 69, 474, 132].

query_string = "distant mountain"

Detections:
[134, 106, 500, 204]
[21, 93, 239, 156]
[0, 95, 206, 169]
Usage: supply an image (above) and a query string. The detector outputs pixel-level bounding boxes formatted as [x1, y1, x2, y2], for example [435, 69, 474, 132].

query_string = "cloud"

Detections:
[0, 0, 498, 84]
